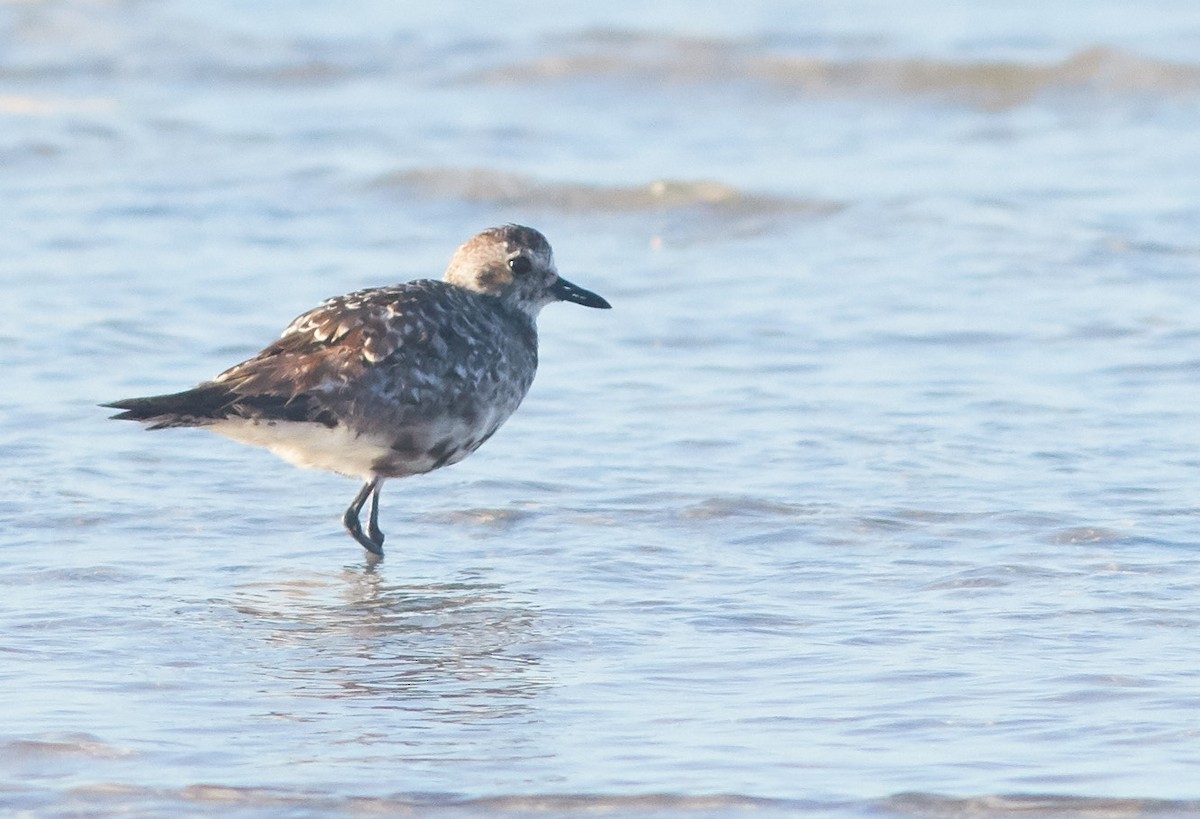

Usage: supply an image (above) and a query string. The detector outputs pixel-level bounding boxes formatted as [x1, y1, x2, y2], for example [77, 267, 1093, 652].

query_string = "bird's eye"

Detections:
[508, 256, 532, 276]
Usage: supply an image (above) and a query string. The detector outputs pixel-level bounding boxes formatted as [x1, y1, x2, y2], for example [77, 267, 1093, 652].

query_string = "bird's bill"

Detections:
[551, 276, 611, 309]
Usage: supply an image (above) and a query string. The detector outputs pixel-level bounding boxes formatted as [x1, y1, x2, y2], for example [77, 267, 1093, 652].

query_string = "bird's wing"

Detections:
[214, 280, 460, 403]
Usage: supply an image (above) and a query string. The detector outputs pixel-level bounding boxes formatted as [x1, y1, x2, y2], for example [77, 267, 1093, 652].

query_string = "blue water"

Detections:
[4, 1, 1200, 816]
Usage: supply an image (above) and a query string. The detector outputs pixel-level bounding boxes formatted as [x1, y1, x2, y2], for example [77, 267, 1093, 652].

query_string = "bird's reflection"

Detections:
[229, 563, 545, 717]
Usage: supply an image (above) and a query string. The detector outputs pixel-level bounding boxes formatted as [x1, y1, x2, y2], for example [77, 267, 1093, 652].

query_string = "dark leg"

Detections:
[343, 478, 383, 556]
[366, 479, 386, 548]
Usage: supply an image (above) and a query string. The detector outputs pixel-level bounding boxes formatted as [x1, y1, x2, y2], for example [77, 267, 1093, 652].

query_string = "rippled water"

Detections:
[4, 0, 1200, 816]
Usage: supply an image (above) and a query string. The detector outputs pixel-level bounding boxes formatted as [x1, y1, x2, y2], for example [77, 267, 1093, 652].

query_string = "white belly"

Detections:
[209, 419, 392, 480]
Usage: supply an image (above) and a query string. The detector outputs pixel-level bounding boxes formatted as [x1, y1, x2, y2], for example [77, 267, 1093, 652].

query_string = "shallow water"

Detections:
[4, 0, 1200, 816]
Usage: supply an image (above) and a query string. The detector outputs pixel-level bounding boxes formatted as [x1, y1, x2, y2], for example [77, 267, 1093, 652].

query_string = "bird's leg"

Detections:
[366, 479, 386, 548]
[343, 478, 383, 556]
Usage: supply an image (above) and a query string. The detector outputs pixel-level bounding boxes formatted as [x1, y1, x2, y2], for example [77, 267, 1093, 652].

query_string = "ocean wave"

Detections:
[883, 793, 1200, 817]
[373, 167, 839, 216]
[0, 733, 134, 761]
[39, 786, 1200, 817]
[469, 37, 1200, 109]
[0, 94, 116, 115]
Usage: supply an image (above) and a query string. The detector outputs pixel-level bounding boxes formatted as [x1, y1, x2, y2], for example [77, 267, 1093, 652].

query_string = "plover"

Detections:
[104, 224, 610, 557]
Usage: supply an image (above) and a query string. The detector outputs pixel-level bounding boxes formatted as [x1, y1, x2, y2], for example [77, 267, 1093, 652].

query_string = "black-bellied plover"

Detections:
[104, 225, 610, 557]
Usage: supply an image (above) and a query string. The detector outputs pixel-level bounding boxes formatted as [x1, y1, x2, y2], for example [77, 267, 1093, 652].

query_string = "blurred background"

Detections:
[3, 1, 1200, 816]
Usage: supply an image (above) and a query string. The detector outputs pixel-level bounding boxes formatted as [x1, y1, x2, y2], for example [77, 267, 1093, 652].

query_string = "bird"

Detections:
[103, 224, 611, 557]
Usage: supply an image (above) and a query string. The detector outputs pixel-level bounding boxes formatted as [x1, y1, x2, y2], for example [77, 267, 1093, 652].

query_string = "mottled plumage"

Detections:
[104, 225, 610, 557]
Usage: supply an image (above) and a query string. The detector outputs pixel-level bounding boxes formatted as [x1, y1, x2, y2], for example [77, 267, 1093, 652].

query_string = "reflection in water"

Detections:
[228, 568, 545, 717]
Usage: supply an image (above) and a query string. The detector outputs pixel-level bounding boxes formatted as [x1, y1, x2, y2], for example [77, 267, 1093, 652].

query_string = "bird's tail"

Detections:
[102, 383, 238, 430]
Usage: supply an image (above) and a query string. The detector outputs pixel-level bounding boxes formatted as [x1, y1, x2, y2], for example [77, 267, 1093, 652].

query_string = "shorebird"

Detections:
[104, 225, 610, 557]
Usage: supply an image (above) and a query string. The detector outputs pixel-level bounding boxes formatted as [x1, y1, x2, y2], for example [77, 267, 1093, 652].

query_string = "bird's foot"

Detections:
[343, 512, 384, 557]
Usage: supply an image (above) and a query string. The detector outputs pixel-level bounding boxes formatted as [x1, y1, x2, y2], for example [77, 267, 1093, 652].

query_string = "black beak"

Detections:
[551, 276, 611, 309]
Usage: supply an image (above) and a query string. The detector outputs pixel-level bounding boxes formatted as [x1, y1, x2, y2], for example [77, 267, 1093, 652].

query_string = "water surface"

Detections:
[3, 0, 1200, 815]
